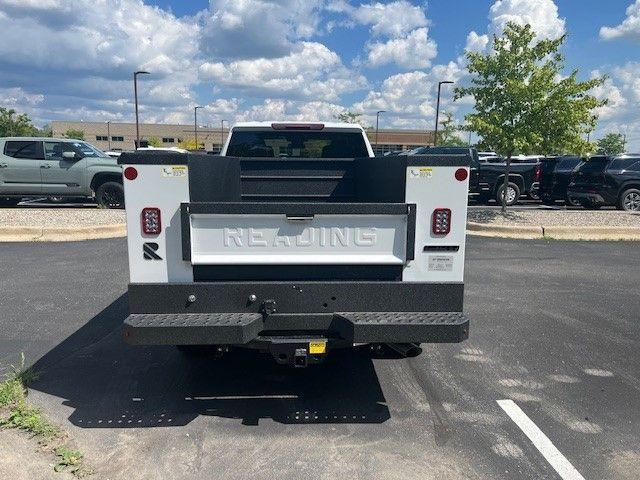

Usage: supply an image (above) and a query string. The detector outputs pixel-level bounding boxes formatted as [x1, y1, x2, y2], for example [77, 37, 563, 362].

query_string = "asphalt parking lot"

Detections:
[1, 237, 638, 479]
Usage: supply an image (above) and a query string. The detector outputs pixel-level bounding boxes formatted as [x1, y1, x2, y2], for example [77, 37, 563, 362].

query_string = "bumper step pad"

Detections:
[123, 313, 263, 345]
[333, 312, 469, 343]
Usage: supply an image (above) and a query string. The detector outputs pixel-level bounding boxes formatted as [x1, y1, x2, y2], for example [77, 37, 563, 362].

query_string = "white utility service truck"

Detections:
[119, 122, 471, 366]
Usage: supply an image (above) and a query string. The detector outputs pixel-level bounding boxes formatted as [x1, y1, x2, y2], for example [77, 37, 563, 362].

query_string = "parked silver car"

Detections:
[0, 137, 124, 208]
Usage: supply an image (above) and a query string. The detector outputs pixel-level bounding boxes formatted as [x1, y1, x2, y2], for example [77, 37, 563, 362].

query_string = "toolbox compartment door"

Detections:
[182, 203, 414, 266]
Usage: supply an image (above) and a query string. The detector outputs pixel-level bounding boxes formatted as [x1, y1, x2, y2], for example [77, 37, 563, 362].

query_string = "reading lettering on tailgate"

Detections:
[223, 227, 377, 248]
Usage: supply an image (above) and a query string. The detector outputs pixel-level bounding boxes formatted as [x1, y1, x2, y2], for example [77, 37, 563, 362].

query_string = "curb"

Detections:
[467, 222, 640, 241]
[0, 224, 126, 242]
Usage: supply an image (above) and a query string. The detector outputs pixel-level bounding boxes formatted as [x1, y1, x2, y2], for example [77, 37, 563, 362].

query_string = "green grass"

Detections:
[0, 353, 92, 476]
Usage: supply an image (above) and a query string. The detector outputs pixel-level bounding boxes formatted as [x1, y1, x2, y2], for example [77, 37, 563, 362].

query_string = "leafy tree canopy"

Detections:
[455, 23, 605, 158]
[147, 136, 163, 147]
[596, 133, 625, 156]
[64, 128, 85, 140]
[438, 112, 468, 147]
[0, 107, 39, 137]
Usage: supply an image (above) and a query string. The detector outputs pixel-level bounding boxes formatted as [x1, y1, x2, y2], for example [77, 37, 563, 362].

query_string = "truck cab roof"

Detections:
[230, 121, 366, 131]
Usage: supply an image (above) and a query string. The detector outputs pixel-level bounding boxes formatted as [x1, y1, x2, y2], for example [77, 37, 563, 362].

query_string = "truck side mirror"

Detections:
[62, 151, 76, 159]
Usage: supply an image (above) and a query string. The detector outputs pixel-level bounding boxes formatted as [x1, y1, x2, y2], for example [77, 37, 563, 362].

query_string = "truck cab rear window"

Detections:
[226, 130, 369, 158]
[4, 140, 43, 159]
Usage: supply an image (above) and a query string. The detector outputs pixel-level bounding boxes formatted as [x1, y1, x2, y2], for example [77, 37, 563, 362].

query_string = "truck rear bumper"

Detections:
[123, 311, 469, 345]
[124, 281, 469, 346]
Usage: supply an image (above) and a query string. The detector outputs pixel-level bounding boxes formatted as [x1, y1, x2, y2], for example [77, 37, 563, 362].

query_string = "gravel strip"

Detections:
[468, 208, 640, 227]
[0, 208, 125, 228]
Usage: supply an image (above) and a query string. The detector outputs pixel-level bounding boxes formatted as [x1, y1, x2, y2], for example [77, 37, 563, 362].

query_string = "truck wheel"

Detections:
[0, 197, 20, 207]
[565, 195, 581, 207]
[95, 181, 124, 209]
[496, 183, 520, 206]
[619, 188, 640, 212]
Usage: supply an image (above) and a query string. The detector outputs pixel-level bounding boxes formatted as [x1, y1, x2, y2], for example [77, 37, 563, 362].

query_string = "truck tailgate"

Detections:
[182, 203, 414, 265]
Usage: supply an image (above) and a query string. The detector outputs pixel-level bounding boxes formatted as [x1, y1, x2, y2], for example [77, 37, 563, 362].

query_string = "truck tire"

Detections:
[496, 182, 520, 206]
[565, 195, 581, 207]
[0, 197, 20, 207]
[618, 188, 640, 212]
[95, 181, 124, 209]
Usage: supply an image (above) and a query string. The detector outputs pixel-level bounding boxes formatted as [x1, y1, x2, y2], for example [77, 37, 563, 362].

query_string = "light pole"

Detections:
[434, 80, 453, 146]
[220, 119, 228, 154]
[194, 106, 203, 151]
[133, 71, 150, 149]
[375, 110, 385, 154]
[106, 121, 111, 150]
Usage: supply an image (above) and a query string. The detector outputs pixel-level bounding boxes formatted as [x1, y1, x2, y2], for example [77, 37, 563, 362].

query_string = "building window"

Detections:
[111, 136, 124, 142]
[162, 137, 175, 143]
[96, 135, 108, 141]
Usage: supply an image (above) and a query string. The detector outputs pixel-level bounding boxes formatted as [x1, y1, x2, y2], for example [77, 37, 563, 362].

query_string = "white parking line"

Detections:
[497, 399, 585, 480]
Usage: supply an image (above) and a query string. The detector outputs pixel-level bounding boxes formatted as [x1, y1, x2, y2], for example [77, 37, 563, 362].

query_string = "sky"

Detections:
[0, 0, 639, 150]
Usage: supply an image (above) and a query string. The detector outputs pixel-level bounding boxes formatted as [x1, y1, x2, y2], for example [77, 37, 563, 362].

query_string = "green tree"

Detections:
[596, 133, 625, 155]
[38, 124, 53, 137]
[64, 128, 85, 140]
[178, 138, 204, 150]
[334, 111, 370, 128]
[147, 136, 163, 147]
[0, 107, 39, 137]
[455, 23, 605, 211]
[438, 113, 468, 147]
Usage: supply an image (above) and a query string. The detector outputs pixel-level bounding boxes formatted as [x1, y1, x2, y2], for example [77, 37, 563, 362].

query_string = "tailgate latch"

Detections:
[285, 214, 314, 223]
[261, 299, 278, 315]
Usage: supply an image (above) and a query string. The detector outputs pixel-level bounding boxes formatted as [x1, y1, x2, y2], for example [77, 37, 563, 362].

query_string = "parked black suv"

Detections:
[539, 155, 584, 206]
[567, 155, 640, 211]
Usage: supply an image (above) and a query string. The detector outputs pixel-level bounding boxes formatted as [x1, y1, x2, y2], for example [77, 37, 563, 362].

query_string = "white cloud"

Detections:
[236, 99, 346, 122]
[352, 61, 465, 128]
[199, 0, 325, 59]
[199, 42, 367, 101]
[590, 71, 627, 121]
[488, 0, 566, 40]
[366, 28, 437, 69]
[600, 0, 640, 41]
[588, 63, 640, 151]
[0, 87, 44, 106]
[465, 31, 490, 53]
[348, 1, 428, 38]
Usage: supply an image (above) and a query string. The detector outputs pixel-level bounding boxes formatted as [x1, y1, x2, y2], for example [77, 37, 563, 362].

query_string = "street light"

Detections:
[133, 70, 150, 149]
[220, 119, 228, 154]
[194, 106, 204, 151]
[375, 110, 386, 153]
[106, 121, 111, 150]
[434, 80, 454, 146]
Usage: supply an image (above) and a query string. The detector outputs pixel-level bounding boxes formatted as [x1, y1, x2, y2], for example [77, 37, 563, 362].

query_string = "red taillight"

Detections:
[432, 208, 451, 235]
[534, 164, 541, 181]
[124, 166, 138, 181]
[271, 123, 324, 130]
[455, 168, 468, 181]
[141, 207, 161, 235]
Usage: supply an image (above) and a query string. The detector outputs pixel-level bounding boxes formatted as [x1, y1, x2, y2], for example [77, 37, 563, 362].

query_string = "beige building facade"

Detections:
[51, 121, 435, 154]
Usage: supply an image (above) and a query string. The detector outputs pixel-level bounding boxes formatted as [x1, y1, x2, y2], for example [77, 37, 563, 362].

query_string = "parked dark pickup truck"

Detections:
[409, 147, 540, 206]
[568, 155, 640, 211]
[539, 155, 584, 206]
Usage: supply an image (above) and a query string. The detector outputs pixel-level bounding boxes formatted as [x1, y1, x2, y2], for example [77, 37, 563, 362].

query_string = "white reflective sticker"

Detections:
[428, 255, 453, 272]
[161, 165, 187, 178]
